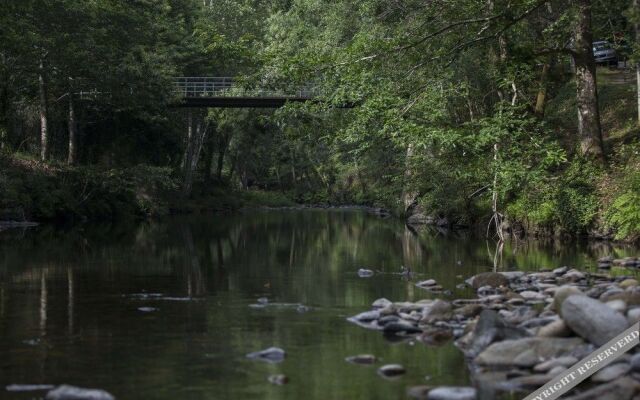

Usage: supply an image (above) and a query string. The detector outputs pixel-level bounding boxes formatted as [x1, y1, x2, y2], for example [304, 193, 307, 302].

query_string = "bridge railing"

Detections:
[173, 77, 313, 98]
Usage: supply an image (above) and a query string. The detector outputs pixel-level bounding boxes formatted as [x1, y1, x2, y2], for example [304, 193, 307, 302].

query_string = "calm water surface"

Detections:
[0, 210, 637, 399]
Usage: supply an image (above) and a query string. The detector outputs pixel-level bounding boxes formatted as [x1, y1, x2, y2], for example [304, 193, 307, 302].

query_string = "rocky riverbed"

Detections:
[347, 258, 640, 400]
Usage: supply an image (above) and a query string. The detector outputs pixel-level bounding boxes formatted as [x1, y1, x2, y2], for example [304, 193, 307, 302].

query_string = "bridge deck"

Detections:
[176, 96, 312, 108]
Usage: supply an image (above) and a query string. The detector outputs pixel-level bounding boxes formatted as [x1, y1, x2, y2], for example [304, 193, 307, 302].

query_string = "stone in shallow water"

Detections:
[377, 364, 406, 378]
[137, 307, 158, 313]
[463, 309, 529, 357]
[345, 354, 376, 364]
[45, 385, 114, 400]
[6, 384, 54, 392]
[245, 347, 286, 363]
[357, 268, 374, 277]
[426, 386, 476, 400]
[267, 374, 288, 385]
[561, 295, 628, 346]
[467, 272, 509, 289]
[406, 385, 431, 399]
[372, 298, 392, 308]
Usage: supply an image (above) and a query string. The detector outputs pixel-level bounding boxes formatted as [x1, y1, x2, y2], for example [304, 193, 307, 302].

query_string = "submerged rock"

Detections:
[6, 384, 54, 392]
[377, 364, 406, 378]
[345, 354, 376, 364]
[358, 269, 374, 277]
[427, 386, 476, 400]
[45, 385, 115, 400]
[561, 295, 628, 346]
[267, 375, 288, 385]
[245, 347, 286, 363]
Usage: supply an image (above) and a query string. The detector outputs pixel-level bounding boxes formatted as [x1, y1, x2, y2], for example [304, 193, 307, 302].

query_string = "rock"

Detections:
[137, 307, 158, 312]
[455, 304, 483, 319]
[500, 271, 525, 281]
[475, 337, 585, 367]
[537, 319, 572, 337]
[630, 308, 640, 324]
[421, 300, 452, 322]
[554, 286, 584, 314]
[345, 354, 376, 364]
[620, 279, 639, 289]
[383, 322, 422, 335]
[606, 299, 627, 313]
[603, 291, 640, 306]
[553, 267, 569, 275]
[561, 295, 629, 346]
[257, 297, 269, 304]
[268, 375, 289, 385]
[591, 363, 631, 383]
[548, 365, 567, 375]
[467, 272, 509, 290]
[533, 356, 579, 373]
[45, 385, 115, 400]
[372, 298, 392, 308]
[358, 268, 374, 277]
[348, 310, 380, 323]
[506, 374, 554, 389]
[427, 386, 476, 400]
[599, 256, 614, 263]
[407, 386, 432, 399]
[377, 364, 406, 378]
[564, 377, 637, 400]
[417, 279, 437, 287]
[630, 353, 640, 372]
[463, 310, 529, 357]
[246, 347, 286, 363]
[519, 291, 546, 301]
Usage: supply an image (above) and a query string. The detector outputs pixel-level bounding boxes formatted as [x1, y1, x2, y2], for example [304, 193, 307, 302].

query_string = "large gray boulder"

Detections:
[475, 337, 585, 367]
[561, 295, 629, 346]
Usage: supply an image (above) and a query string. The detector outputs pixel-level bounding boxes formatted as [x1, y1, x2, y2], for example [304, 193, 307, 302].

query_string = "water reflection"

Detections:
[0, 210, 637, 399]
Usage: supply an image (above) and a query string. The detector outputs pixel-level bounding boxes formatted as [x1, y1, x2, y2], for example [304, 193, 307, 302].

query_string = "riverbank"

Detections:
[348, 261, 640, 399]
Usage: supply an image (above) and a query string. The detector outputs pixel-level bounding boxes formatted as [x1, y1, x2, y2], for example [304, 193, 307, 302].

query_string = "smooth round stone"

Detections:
[345, 354, 376, 364]
[630, 353, 640, 371]
[378, 364, 406, 378]
[591, 362, 631, 383]
[427, 386, 476, 400]
[620, 279, 639, 289]
[628, 308, 640, 324]
[417, 279, 437, 287]
[605, 299, 627, 313]
[548, 365, 567, 375]
[519, 291, 546, 301]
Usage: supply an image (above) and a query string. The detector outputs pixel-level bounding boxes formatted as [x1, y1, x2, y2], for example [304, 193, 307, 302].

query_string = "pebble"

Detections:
[427, 386, 476, 400]
[345, 354, 376, 364]
[358, 268, 374, 277]
[268, 374, 289, 385]
[45, 385, 114, 400]
[245, 347, 286, 363]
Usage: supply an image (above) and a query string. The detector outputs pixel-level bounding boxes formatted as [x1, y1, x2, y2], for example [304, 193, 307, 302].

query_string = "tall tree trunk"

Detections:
[38, 57, 48, 161]
[67, 93, 77, 165]
[573, 0, 604, 160]
[216, 140, 227, 181]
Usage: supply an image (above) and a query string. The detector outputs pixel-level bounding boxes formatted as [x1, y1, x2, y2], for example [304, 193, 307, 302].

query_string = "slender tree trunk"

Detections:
[573, 0, 604, 160]
[401, 143, 417, 213]
[183, 110, 194, 196]
[535, 57, 552, 117]
[67, 93, 77, 165]
[38, 57, 48, 161]
[216, 136, 227, 180]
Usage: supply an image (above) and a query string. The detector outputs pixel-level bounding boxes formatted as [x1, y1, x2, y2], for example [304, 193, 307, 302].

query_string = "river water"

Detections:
[0, 210, 637, 399]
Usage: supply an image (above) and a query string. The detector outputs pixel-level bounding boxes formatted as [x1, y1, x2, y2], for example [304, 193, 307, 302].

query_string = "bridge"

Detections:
[173, 77, 315, 108]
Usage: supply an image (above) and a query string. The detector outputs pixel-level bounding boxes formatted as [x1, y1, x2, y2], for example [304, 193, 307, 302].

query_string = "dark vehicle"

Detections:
[593, 41, 618, 65]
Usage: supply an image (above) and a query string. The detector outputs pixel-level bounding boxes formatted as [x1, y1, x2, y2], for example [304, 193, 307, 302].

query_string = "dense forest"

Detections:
[1, 0, 639, 241]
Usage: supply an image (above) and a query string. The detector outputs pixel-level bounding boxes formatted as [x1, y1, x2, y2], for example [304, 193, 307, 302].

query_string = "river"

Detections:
[0, 209, 637, 399]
